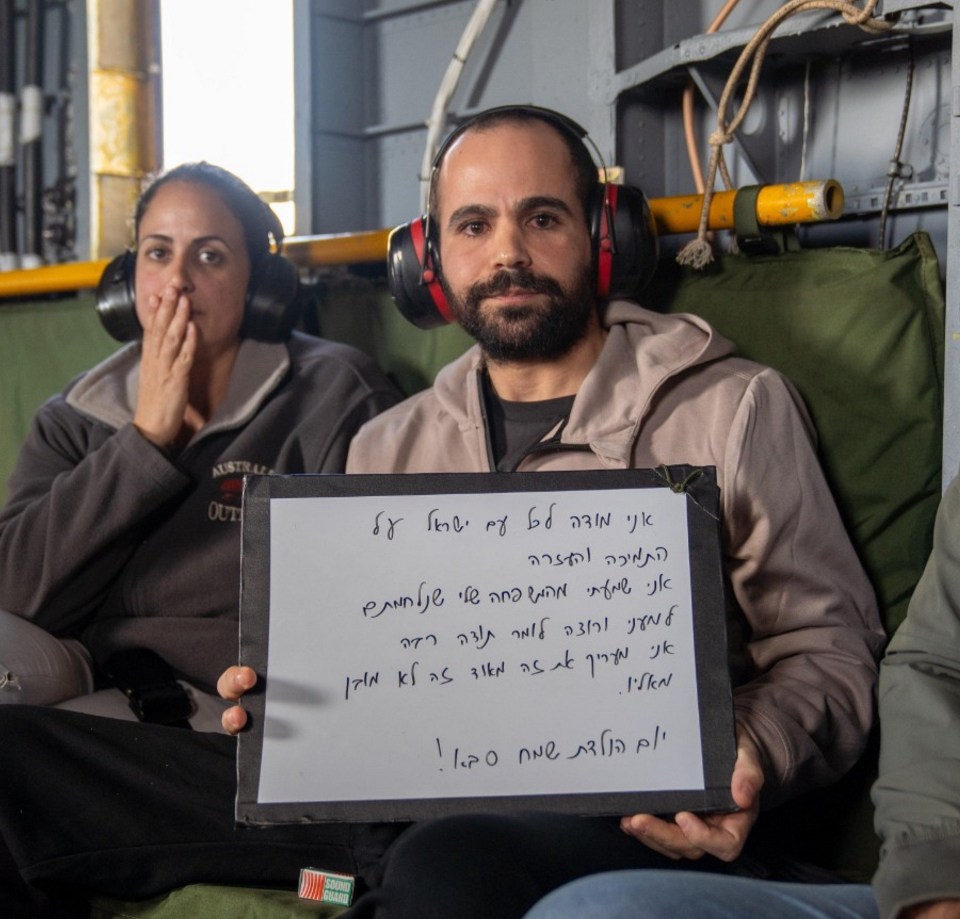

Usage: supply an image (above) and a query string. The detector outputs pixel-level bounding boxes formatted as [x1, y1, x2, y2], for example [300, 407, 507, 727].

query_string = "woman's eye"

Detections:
[145, 247, 168, 261]
[198, 249, 224, 265]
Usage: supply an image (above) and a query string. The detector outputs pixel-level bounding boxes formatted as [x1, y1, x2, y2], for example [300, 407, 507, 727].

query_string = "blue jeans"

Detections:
[522, 870, 879, 919]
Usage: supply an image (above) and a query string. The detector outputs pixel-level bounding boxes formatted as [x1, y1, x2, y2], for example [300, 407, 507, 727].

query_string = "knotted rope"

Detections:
[676, 0, 893, 269]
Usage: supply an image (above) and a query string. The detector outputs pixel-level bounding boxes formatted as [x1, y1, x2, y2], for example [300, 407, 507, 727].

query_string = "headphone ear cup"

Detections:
[591, 184, 660, 300]
[242, 253, 302, 342]
[95, 252, 142, 342]
[387, 217, 455, 329]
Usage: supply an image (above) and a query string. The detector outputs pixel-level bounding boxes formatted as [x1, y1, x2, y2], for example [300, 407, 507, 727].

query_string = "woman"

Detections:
[0, 163, 399, 729]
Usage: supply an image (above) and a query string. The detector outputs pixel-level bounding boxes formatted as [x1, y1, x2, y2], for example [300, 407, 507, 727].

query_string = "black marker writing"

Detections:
[459, 585, 481, 605]
[457, 624, 495, 649]
[585, 647, 630, 678]
[436, 737, 500, 771]
[470, 660, 506, 679]
[567, 728, 628, 759]
[627, 511, 653, 533]
[570, 512, 611, 529]
[605, 545, 668, 568]
[527, 503, 555, 530]
[518, 740, 561, 764]
[511, 617, 550, 640]
[586, 576, 632, 600]
[344, 670, 379, 700]
[427, 508, 468, 533]
[564, 617, 608, 637]
[646, 573, 672, 595]
[399, 634, 438, 650]
[486, 515, 508, 536]
[626, 605, 677, 634]
[636, 725, 666, 751]
[649, 640, 675, 660]
[362, 581, 445, 618]
[528, 547, 592, 567]
[626, 671, 674, 693]
[372, 511, 403, 540]
[528, 582, 568, 604]
[489, 587, 522, 604]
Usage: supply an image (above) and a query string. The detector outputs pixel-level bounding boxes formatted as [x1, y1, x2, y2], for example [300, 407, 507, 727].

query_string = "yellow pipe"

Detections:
[650, 180, 844, 235]
[0, 181, 843, 300]
[282, 229, 393, 268]
[0, 259, 112, 298]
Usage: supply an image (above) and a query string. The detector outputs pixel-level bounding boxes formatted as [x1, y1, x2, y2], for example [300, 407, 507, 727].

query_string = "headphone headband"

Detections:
[431, 104, 592, 172]
[388, 104, 659, 330]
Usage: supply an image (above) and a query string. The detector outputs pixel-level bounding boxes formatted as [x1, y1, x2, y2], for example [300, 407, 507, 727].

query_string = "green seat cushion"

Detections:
[0, 295, 118, 505]
[91, 884, 348, 919]
[306, 276, 474, 398]
[648, 231, 945, 641]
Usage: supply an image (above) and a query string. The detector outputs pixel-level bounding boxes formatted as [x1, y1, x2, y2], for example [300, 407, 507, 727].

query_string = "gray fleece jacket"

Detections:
[0, 332, 399, 691]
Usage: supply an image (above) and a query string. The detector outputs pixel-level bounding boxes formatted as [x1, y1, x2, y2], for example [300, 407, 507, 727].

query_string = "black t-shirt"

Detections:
[482, 373, 574, 472]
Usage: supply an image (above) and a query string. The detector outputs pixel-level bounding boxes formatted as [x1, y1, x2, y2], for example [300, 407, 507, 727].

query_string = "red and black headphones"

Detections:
[386, 104, 659, 330]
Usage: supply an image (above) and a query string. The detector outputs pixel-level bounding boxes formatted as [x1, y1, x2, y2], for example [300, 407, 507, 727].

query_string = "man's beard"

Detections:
[442, 265, 598, 362]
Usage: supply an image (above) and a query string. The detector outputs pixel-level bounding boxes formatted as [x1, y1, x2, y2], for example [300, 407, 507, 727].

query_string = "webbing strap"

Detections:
[733, 185, 781, 255]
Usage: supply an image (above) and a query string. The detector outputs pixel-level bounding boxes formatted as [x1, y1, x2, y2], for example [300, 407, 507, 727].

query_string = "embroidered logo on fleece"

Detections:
[208, 460, 275, 522]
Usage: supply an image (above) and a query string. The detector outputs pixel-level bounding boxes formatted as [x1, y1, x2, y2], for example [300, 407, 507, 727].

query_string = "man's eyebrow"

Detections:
[517, 195, 575, 216]
[445, 196, 575, 231]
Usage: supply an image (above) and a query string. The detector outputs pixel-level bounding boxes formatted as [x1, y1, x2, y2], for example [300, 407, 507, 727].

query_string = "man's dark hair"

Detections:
[427, 106, 600, 231]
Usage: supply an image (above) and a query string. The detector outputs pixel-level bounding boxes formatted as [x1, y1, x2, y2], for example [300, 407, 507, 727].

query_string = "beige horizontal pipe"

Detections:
[0, 181, 842, 300]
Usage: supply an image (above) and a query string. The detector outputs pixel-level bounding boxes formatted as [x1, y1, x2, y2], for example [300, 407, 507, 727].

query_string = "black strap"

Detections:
[102, 648, 194, 729]
[733, 185, 782, 256]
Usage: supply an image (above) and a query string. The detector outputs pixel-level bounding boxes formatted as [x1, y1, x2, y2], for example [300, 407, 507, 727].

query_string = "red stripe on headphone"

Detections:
[409, 217, 456, 324]
[596, 183, 617, 298]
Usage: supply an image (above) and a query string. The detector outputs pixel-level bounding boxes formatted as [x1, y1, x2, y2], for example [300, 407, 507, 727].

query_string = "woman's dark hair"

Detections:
[134, 162, 282, 265]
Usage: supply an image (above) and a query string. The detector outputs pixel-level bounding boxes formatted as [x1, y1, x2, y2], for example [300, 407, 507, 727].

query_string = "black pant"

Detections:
[1, 705, 836, 918]
[0, 705, 402, 915]
[342, 810, 847, 919]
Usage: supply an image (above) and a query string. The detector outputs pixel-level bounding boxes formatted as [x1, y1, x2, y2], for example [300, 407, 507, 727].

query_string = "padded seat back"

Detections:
[645, 230, 946, 879]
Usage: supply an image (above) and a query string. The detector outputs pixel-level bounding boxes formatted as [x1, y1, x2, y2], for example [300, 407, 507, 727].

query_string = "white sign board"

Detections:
[237, 468, 736, 825]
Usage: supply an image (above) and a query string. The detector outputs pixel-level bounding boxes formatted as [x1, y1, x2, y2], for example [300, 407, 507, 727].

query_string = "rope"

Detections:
[676, 0, 894, 269]
[878, 39, 914, 250]
[683, 0, 743, 194]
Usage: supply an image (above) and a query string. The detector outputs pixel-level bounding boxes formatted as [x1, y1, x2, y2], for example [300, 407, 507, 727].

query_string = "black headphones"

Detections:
[95, 198, 302, 344]
[387, 104, 659, 330]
